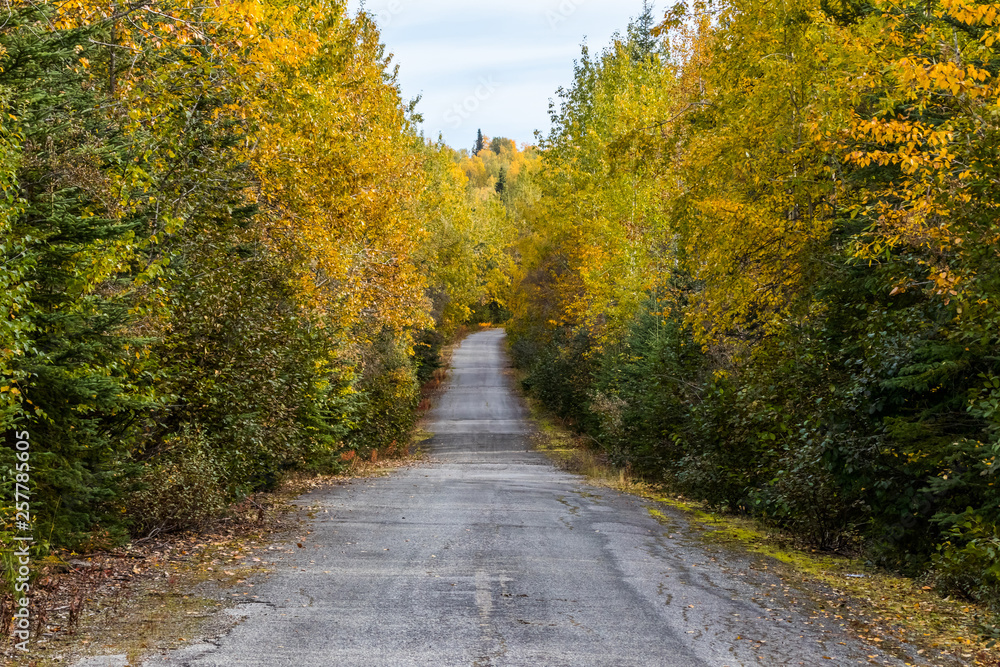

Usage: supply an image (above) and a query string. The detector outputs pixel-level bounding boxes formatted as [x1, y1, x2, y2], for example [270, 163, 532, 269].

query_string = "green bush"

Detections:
[934, 511, 1000, 612]
[511, 266, 1000, 606]
[126, 430, 227, 536]
[345, 332, 420, 455]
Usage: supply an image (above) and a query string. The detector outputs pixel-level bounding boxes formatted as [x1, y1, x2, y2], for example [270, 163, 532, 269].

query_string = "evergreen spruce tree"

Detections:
[0, 6, 149, 545]
[495, 167, 508, 198]
[473, 129, 486, 155]
[628, 1, 659, 62]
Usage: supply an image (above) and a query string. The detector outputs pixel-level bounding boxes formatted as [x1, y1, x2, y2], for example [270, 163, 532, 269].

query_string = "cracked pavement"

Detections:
[88, 329, 920, 666]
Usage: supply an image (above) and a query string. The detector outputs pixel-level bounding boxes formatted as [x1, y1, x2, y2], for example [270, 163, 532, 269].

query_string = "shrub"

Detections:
[126, 430, 227, 536]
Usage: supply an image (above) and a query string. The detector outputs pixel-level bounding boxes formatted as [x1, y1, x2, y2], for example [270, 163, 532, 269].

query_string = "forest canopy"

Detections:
[508, 0, 1000, 614]
[0, 1, 526, 557]
[4, 0, 1000, 627]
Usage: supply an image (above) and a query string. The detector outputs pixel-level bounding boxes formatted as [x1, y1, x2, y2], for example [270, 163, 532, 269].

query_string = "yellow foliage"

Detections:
[829, 0, 1000, 300]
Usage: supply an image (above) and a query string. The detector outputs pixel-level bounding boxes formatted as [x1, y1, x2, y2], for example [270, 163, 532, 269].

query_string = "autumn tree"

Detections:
[490, 136, 515, 155]
[0, 0, 517, 560]
[510, 0, 1000, 610]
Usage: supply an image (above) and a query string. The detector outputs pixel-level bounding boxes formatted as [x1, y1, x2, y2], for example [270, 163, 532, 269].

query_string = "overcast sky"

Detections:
[345, 0, 650, 150]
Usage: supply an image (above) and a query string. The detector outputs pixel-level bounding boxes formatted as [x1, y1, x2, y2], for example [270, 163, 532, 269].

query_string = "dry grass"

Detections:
[2, 436, 425, 667]
[1, 498, 292, 667]
[417, 367, 449, 412]
[2, 327, 483, 665]
[522, 389, 1000, 667]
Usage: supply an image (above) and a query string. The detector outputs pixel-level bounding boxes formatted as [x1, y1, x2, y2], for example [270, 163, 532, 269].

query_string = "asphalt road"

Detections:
[135, 329, 913, 666]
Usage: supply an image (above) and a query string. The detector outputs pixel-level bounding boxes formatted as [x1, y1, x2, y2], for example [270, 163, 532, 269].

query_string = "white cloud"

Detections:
[347, 0, 647, 146]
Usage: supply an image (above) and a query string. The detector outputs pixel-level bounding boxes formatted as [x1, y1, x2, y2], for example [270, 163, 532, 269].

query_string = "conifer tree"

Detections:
[1, 5, 149, 543]
[628, 1, 658, 61]
[495, 167, 508, 198]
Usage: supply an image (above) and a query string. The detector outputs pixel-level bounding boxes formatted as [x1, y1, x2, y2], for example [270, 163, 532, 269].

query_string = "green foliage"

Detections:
[126, 428, 228, 536]
[934, 511, 1000, 613]
[510, 0, 1000, 616]
[346, 333, 419, 454]
[418, 138, 527, 332]
[0, 7, 150, 544]
[413, 329, 445, 386]
[628, 0, 661, 61]
[0, 0, 517, 567]
[489, 137, 515, 155]
[144, 223, 345, 496]
[589, 296, 703, 472]
[515, 326, 597, 429]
